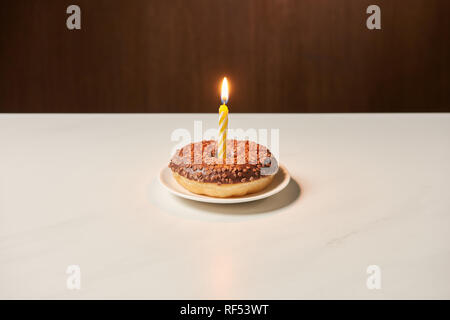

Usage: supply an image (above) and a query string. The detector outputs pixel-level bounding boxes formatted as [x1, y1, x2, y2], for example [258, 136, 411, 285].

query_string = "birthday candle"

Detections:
[218, 77, 229, 161]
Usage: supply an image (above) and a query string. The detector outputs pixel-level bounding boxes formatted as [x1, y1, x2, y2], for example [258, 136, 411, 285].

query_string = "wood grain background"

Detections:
[0, 0, 449, 113]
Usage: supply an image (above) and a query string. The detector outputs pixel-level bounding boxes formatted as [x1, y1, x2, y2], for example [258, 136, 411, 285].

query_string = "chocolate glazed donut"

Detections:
[169, 140, 278, 197]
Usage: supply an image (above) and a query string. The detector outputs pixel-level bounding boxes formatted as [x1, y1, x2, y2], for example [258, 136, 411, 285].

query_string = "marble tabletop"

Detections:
[0, 113, 449, 299]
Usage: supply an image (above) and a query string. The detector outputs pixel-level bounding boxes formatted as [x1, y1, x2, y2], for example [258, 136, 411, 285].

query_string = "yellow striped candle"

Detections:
[218, 77, 229, 161]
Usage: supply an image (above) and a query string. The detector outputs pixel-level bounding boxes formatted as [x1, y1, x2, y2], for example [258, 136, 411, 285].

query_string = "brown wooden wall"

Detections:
[0, 0, 449, 113]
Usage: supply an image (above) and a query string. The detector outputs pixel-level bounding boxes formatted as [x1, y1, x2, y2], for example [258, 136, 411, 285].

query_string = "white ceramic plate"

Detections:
[159, 164, 290, 204]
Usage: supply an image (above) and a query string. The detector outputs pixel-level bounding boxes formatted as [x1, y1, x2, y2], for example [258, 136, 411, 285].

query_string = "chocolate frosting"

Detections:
[169, 140, 278, 184]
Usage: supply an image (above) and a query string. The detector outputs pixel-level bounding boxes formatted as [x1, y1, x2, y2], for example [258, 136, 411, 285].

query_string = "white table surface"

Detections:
[1, 113, 449, 299]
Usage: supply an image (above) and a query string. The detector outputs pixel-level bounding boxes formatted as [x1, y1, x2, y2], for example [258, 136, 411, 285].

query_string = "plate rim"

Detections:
[158, 164, 291, 204]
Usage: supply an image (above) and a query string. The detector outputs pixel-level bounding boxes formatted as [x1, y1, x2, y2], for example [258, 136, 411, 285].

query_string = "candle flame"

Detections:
[221, 77, 229, 104]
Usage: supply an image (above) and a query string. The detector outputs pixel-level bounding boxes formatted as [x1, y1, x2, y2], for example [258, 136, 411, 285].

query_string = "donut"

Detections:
[169, 140, 278, 198]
